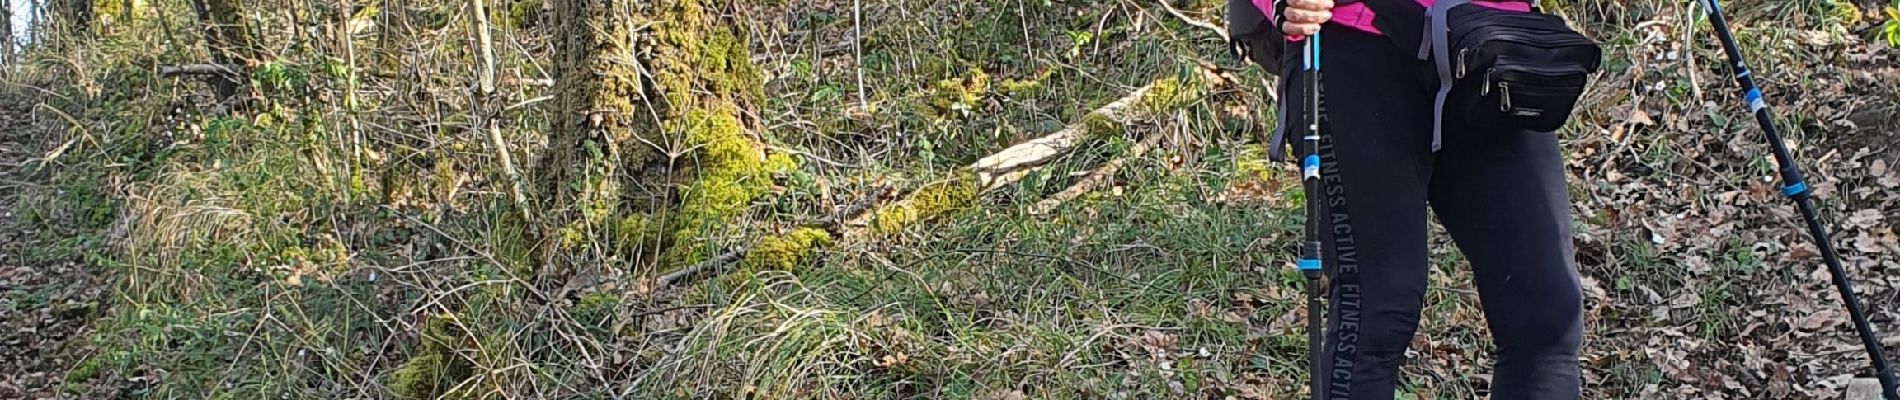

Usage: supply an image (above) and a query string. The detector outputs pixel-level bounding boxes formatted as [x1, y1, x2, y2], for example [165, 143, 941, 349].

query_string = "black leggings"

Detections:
[1281, 25, 1585, 400]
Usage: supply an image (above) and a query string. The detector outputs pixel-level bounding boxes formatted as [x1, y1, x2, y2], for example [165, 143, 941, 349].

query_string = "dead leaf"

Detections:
[1669, 291, 1701, 309]
[1268, 306, 1302, 332]
[1685, 255, 1712, 275]
[1789, 243, 1820, 261]
[1797, 309, 1843, 331]
[1580, 275, 1608, 302]
[1187, 298, 1212, 318]
[1853, 233, 1886, 253]
[1628, 109, 1656, 126]
[979, 389, 1028, 400]
[1142, 330, 1179, 353]
[1848, 209, 1883, 228]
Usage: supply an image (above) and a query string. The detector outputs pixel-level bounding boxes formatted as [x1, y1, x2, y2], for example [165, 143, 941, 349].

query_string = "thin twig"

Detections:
[628, 303, 716, 318]
[157, 63, 243, 77]
[503, 95, 554, 111]
[656, 247, 749, 286]
[470, 0, 529, 221]
[1680, 0, 1704, 102]
[851, 0, 868, 111]
[769, 145, 857, 169]
[1158, 0, 1228, 42]
[804, 185, 892, 230]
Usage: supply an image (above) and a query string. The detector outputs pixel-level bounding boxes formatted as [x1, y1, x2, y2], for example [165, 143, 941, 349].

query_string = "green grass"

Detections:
[629, 139, 1307, 397]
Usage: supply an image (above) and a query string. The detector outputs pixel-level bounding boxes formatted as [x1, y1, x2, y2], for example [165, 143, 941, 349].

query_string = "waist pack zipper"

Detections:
[1500, 82, 1512, 111]
[1458, 48, 1471, 78]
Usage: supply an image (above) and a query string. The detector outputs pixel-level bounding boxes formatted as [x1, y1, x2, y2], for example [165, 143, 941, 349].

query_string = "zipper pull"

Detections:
[1482, 69, 1494, 96]
[1457, 48, 1470, 79]
[1500, 82, 1513, 112]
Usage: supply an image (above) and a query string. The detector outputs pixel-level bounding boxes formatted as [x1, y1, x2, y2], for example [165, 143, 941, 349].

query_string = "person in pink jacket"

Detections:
[1231, 1, 1585, 399]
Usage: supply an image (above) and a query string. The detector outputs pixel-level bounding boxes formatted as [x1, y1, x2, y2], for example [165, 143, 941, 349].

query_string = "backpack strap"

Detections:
[1424, 0, 1470, 151]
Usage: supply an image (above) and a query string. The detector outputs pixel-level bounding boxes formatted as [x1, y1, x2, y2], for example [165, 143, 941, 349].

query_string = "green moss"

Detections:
[873, 175, 980, 234]
[930, 67, 991, 118]
[742, 228, 833, 271]
[572, 291, 621, 329]
[63, 353, 107, 387]
[93, 0, 151, 28]
[388, 352, 448, 399]
[547, 0, 782, 270]
[610, 213, 657, 249]
[1139, 73, 1205, 114]
[663, 108, 797, 267]
[1082, 112, 1125, 138]
[1077, 73, 1203, 139]
[999, 69, 1052, 96]
[508, 0, 545, 27]
[1233, 144, 1275, 182]
[387, 313, 473, 400]
[647, 0, 765, 115]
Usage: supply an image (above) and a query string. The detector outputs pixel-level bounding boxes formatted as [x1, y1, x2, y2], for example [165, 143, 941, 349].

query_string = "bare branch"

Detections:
[1158, 0, 1228, 42]
[656, 246, 748, 286]
[1028, 128, 1167, 215]
[158, 63, 244, 77]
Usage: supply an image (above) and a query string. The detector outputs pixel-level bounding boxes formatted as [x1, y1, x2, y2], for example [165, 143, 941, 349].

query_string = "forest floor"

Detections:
[0, 0, 1898, 399]
[0, 99, 116, 398]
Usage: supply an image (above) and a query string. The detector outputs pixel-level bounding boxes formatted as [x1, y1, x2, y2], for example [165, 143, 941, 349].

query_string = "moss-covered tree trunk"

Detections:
[538, 0, 789, 277]
[188, 0, 256, 101]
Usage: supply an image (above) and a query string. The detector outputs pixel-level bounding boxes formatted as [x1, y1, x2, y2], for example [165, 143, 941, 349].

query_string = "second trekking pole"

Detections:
[1699, 0, 1898, 397]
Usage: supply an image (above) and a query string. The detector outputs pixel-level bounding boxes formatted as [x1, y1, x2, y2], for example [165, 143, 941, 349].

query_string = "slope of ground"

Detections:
[0, 94, 116, 398]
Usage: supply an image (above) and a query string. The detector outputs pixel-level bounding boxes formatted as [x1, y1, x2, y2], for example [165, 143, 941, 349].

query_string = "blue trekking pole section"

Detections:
[1700, 0, 1899, 397]
[1286, 24, 1325, 400]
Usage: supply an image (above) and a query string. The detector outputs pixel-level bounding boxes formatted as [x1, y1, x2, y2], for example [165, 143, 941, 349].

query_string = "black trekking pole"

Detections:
[1285, 24, 1326, 400]
[1699, 0, 1899, 397]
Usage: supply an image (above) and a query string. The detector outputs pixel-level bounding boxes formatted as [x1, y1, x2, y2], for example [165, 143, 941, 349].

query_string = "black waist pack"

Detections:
[1433, 3, 1602, 134]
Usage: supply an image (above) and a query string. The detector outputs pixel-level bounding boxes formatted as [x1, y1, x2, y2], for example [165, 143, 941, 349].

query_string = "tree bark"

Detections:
[538, 0, 778, 277]
[56, 0, 90, 38]
[2, 0, 13, 63]
[188, 0, 256, 101]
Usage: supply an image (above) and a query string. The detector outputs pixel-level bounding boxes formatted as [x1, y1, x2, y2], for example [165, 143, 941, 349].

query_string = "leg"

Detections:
[1427, 125, 1584, 399]
[1302, 25, 1436, 400]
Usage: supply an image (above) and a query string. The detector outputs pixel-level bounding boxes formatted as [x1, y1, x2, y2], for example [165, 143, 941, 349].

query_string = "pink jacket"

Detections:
[1254, 0, 1531, 35]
